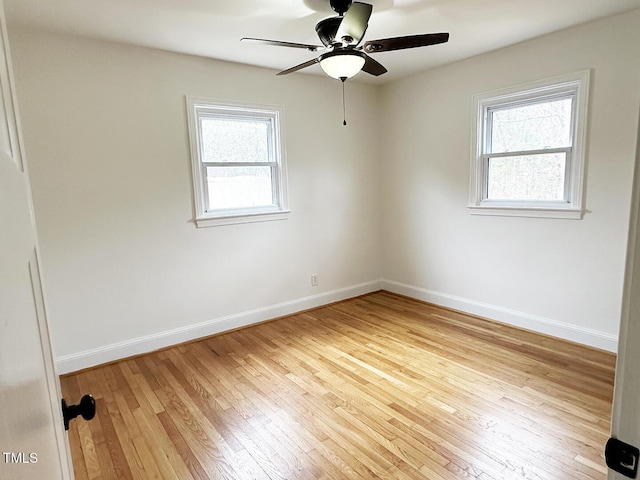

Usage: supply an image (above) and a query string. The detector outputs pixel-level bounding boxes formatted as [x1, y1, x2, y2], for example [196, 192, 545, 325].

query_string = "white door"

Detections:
[0, 0, 74, 477]
[609, 111, 640, 479]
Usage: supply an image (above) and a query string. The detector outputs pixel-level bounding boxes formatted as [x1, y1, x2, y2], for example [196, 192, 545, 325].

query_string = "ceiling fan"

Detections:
[241, 0, 449, 81]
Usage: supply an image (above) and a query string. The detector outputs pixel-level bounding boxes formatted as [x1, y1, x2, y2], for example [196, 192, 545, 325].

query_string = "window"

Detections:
[469, 71, 590, 219]
[186, 97, 290, 227]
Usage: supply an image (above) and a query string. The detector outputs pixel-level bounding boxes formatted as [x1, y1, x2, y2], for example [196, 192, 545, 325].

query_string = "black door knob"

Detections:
[61, 394, 96, 431]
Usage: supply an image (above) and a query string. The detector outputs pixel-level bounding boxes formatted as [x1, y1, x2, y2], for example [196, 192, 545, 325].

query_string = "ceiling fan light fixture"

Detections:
[319, 50, 366, 79]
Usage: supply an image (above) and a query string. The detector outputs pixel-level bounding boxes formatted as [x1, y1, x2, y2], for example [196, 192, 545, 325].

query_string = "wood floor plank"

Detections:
[156, 411, 210, 480]
[61, 291, 614, 479]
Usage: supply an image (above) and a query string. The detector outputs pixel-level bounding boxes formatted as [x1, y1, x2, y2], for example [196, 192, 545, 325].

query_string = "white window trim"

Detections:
[469, 70, 590, 219]
[186, 96, 290, 227]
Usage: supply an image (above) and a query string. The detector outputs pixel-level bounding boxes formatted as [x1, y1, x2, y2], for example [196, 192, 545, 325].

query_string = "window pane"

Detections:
[200, 117, 270, 163]
[206, 166, 274, 210]
[489, 97, 572, 153]
[487, 153, 566, 201]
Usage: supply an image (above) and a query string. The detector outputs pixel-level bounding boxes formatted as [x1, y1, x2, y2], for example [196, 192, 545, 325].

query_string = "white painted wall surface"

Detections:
[380, 10, 640, 351]
[9, 29, 383, 371]
[8, 9, 640, 370]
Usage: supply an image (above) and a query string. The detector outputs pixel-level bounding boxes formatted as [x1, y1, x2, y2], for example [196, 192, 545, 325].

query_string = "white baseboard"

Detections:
[381, 279, 618, 353]
[56, 280, 384, 374]
[57, 278, 617, 374]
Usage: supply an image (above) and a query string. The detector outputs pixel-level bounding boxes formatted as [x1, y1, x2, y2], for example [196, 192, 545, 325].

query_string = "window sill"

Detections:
[468, 205, 583, 220]
[195, 209, 291, 227]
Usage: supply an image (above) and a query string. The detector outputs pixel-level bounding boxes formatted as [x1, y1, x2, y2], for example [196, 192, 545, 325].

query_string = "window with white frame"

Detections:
[186, 97, 290, 227]
[469, 71, 590, 219]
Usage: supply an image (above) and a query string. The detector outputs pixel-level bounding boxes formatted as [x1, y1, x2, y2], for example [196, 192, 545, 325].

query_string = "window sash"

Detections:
[469, 70, 589, 219]
[202, 162, 280, 213]
[484, 92, 576, 155]
[196, 113, 275, 164]
[482, 148, 572, 203]
[482, 146, 571, 159]
[186, 96, 289, 227]
[196, 112, 281, 213]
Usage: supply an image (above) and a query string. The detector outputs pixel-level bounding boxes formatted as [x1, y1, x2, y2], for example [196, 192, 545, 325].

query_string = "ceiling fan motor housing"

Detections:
[315, 17, 342, 46]
[329, 0, 353, 15]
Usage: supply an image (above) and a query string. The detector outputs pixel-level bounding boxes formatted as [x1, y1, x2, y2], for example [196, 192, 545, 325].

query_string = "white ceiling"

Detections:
[5, 0, 640, 84]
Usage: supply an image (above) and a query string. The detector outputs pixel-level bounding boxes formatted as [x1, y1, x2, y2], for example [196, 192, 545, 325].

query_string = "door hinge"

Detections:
[606, 437, 639, 478]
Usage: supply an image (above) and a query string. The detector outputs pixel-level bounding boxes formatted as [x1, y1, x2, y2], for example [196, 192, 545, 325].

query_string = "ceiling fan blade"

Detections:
[276, 58, 319, 76]
[361, 54, 387, 76]
[363, 33, 449, 53]
[336, 2, 373, 45]
[241, 37, 323, 52]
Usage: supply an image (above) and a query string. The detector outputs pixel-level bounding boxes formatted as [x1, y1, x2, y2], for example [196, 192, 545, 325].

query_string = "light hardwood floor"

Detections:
[60, 291, 616, 479]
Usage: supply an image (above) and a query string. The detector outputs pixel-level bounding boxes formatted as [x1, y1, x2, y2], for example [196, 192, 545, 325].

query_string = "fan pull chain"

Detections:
[340, 77, 347, 126]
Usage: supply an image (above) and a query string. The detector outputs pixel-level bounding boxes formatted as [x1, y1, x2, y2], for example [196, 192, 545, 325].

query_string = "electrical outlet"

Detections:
[311, 274, 318, 287]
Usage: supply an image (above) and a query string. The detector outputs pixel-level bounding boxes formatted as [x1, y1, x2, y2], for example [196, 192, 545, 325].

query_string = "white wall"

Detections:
[380, 10, 640, 351]
[9, 9, 640, 372]
[9, 29, 383, 372]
